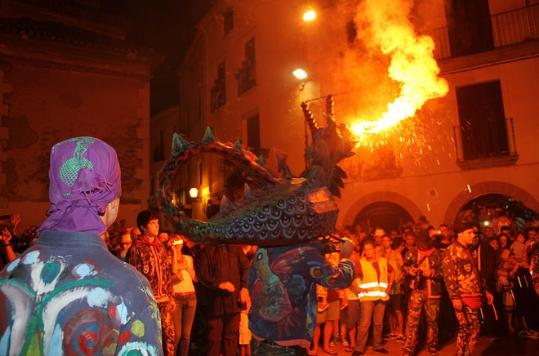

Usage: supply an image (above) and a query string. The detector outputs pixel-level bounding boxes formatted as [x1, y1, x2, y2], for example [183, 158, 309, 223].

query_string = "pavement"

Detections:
[314, 335, 539, 355]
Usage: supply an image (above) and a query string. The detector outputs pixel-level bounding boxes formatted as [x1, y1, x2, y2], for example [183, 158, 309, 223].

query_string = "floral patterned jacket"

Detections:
[128, 237, 174, 304]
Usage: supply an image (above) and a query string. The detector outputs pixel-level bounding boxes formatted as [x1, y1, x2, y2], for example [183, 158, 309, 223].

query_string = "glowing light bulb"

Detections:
[292, 68, 308, 80]
[303, 9, 317, 22]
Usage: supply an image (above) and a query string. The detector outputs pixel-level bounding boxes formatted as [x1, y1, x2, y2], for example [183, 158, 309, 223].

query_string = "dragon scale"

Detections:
[159, 96, 355, 246]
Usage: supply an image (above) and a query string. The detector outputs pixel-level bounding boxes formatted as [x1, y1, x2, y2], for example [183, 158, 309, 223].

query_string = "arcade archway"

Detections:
[454, 193, 537, 232]
[353, 201, 414, 233]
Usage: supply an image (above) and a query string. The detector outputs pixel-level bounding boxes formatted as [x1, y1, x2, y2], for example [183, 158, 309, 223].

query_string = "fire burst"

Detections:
[351, 0, 448, 140]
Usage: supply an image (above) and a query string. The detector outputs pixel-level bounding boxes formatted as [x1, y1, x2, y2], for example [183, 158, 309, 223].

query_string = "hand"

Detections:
[168, 299, 176, 312]
[218, 281, 235, 293]
[340, 239, 354, 259]
[485, 291, 494, 305]
[10, 214, 21, 228]
[357, 288, 368, 296]
[452, 299, 463, 311]
[1, 228, 12, 246]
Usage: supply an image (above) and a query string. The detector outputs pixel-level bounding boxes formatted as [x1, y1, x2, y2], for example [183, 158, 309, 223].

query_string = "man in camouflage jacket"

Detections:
[441, 222, 493, 356]
[402, 231, 443, 356]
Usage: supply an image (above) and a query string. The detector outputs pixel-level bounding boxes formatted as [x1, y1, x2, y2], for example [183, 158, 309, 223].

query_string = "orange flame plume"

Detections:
[351, 0, 448, 140]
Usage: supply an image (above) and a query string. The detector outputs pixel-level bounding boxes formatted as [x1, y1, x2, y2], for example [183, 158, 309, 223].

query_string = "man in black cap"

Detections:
[441, 222, 494, 356]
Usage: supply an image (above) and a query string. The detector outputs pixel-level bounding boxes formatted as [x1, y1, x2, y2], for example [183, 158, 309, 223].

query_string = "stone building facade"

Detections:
[0, 0, 157, 229]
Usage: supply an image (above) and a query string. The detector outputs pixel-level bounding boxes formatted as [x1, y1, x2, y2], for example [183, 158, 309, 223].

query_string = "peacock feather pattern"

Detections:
[159, 96, 355, 246]
[59, 137, 95, 188]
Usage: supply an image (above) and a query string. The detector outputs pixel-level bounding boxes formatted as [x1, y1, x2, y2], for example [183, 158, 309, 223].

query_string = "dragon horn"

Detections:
[244, 183, 251, 196]
[234, 139, 242, 151]
[256, 153, 265, 166]
[202, 127, 216, 144]
[325, 95, 336, 126]
[219, 194, 233, 212]
[171, 132, 191, 157]
[301, 101, 319, 134]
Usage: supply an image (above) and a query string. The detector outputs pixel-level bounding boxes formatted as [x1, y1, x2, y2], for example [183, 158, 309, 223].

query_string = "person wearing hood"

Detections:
[0, 137, 162, 355]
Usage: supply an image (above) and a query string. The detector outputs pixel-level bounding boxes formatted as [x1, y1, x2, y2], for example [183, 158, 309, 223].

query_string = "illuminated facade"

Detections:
[177, 0, 539, 229]
[0, 0, 156, 228]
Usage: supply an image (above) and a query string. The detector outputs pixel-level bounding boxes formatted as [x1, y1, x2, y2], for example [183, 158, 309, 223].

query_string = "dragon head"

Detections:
[302, 95, 356, 197]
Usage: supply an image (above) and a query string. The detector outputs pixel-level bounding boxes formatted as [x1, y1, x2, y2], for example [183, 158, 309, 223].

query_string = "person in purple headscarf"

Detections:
[0, 137, 163, 355]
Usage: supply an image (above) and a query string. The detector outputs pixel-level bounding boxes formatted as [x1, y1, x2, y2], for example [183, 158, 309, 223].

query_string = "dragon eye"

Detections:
[257, 253, 263, 260]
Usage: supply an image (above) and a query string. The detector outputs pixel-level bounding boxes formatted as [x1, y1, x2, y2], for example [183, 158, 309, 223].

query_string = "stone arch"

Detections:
[443, 181, 539, 225]
[342, 191, 423, 227]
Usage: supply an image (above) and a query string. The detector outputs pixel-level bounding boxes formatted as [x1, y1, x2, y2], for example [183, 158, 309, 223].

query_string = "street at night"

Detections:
[1, 1, 539, 355]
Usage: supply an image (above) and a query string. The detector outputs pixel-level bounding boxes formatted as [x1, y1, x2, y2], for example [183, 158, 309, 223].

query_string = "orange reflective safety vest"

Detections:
[357, 257, 389, 301]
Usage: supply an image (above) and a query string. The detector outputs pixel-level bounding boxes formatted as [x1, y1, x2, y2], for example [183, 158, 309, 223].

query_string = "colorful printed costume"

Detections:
[248, 243, 354, 351]
[0, 137, 162, 355]
[129, 237, 175, 355]
[402, 247, 443, 356]
[441, 240, 485, 356]
[0, 232, 162, 355]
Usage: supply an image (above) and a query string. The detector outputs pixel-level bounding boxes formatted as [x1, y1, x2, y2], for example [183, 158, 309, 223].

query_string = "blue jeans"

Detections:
[172, 293, 197, 356]
[355, 300, 386, 352]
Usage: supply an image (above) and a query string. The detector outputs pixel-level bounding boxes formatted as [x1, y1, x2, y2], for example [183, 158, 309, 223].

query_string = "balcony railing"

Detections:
[236, 61, 256, 96]
[492, 3, 539, 47]
[425, 4, 539, 59]
[453, 118, 519, 170]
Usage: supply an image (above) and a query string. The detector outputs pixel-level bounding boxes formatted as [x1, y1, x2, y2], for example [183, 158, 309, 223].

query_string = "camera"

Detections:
[412, 265, 425, 290]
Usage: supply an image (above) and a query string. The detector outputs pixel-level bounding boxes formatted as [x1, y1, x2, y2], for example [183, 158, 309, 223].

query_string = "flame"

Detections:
[351, 0, 448, 139]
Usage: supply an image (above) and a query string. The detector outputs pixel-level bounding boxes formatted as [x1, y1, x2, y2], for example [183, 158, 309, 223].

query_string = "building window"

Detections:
[211, 62, 226, 112]
[236, 38, 256, 95]
[224, 7, 234, 35]
[456, 80, 509, 160]
[246, 113, 260, 154]
[447, 0, 494, 56]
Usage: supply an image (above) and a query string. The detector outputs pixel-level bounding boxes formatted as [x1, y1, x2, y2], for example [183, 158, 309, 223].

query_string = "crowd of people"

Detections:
[0, 136, 538, 356]
[2, 208, 539, 355]
[306, 219, 539, 356]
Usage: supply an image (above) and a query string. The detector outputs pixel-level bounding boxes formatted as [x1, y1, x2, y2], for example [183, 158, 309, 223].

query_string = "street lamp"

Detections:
[189, 187, 199, 199]
[303, 9, 317, 22]
[292, 68, 308, 80]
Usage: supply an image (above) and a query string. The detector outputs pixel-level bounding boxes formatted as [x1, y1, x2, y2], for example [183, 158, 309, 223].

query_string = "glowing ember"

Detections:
[351, 0, 448, 139]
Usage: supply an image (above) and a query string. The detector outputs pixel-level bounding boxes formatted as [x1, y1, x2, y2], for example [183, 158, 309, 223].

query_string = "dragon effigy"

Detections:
[159, 96, 355, 246]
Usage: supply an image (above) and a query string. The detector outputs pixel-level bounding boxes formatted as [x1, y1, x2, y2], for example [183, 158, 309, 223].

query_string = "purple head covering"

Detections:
[38, 137, 122, 235]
